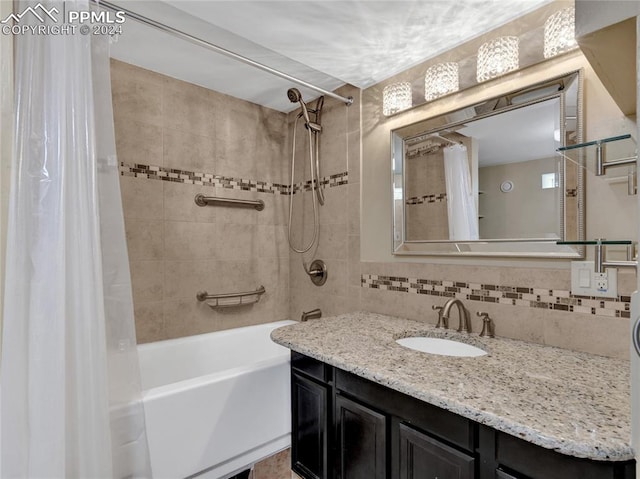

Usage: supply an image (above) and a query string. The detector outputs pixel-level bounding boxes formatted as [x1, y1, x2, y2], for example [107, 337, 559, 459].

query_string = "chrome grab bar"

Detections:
[196, 285, 266, 309]
[194, 194, 265, 211]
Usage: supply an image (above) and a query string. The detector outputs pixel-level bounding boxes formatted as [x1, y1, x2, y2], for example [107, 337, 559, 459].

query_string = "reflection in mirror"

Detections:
[392, 70, 583, 257]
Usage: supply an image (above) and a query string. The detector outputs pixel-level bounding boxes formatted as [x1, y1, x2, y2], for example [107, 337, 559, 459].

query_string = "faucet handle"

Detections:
[432, 305, 445, 328]
[477, 312, 495, 338]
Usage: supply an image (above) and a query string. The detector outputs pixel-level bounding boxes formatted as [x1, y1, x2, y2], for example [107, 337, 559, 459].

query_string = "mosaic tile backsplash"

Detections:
[362, 274, 631, 319]
[120, 162, 348, 195]
[405, 193, 447, 205]
[406, 190, 577, 205]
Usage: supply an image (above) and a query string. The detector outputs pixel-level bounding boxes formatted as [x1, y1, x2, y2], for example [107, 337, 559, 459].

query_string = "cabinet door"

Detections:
[292, 372, 330, 479]
[398, 423, 474, 479]
[336, 394, 387, 479]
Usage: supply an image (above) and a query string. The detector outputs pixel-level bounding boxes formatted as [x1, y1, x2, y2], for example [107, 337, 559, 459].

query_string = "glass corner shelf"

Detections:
[556, 239, 637, 272]
[557, 134, 632, 153]
[556, 240, 634, 246]
[557, 134, 637, 180]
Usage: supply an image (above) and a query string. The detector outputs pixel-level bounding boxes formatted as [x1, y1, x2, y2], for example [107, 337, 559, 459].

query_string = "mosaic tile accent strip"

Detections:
[566, 188, 578, 197]
[291, 172, 349, 193]
[406, 193, 447, 205]
[406, 141, 442, 160]
[119, 162, 348, 195]
[361, 274, 631, 319]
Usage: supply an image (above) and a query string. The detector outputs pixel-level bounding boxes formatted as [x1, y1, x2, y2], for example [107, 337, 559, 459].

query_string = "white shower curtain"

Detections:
[1, 1, 151, 477]
[443, 144, 479, 241]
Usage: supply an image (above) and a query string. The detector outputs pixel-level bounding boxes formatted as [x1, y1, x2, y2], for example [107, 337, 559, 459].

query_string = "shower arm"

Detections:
[94, 0, 354, 106]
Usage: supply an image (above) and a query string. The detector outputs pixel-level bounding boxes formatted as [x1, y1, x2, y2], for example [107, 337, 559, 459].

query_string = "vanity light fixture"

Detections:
[543, 7, 577, 59]
[476, 36, 519, 83]
[383, 81, 412, 116]
[424, 62, 459, 101]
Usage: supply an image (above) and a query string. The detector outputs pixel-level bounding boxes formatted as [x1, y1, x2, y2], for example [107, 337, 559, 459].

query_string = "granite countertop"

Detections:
[271, 311, 633, 462]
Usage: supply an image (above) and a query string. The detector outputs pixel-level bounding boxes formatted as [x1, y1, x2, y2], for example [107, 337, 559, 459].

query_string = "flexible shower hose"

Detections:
[288, 115, 322, 254]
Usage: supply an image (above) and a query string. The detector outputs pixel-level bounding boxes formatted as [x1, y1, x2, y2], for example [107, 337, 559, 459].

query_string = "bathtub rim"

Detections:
[139, 319, 297, 400]
[138, 319, 297, 353]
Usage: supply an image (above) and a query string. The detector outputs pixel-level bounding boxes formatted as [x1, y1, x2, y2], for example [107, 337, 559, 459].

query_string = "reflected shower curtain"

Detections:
[1, 1, 151, 477]
[443, 144, 479, 241]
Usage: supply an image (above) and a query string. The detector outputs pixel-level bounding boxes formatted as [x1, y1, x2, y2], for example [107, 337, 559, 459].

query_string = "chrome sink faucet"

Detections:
[441, 299, 472, 333]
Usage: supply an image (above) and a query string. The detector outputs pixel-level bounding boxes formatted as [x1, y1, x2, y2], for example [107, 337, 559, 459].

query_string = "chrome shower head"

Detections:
[287, 88, 302, 103]
[287, 88, 312, 126]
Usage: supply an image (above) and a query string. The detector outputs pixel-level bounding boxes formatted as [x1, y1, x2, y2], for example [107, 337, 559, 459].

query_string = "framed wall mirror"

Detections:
[391, 70, 584, 257]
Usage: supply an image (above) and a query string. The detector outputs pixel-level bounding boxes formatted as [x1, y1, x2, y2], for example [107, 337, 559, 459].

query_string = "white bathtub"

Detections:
[138, 320, 295, 479]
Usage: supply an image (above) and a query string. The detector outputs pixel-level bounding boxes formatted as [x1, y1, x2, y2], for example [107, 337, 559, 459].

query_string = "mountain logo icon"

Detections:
[1, 3, 59, 24]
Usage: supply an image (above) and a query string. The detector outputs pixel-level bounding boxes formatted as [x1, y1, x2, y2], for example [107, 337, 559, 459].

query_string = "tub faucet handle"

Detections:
[432, 305, 447, 329]
[477, 312, 495, 338]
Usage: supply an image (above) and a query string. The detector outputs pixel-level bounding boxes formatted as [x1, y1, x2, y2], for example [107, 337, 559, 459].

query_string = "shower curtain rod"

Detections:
[95, 0, 354, 106]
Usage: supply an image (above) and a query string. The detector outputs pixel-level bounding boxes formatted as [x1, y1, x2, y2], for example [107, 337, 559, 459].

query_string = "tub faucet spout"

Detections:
[441, 299, 472, 333]
[301, 308, 322, 322]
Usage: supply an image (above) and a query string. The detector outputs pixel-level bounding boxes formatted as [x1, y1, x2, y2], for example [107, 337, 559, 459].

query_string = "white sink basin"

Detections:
[396, 337, 487, 357]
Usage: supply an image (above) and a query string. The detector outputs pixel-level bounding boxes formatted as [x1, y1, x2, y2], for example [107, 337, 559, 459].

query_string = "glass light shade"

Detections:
[424, 62, 459, 101]
[382, 82, 412, 116]
[476, 36, 519, 83]
[544, 7, 577, 59]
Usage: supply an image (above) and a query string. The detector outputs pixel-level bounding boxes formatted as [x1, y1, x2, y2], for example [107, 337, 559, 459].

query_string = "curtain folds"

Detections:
[443, 144, 479, 241]
[1, 1, 151, 477]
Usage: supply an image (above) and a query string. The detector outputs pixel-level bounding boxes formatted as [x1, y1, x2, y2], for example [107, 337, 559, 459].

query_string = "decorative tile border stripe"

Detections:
[361, 274, 631, 319]
[406, 193, 447, 205]
[566, 188, 577, 197]
[406, 141, 441, 160]
[120, 162, 348, 195]
[292, 172, 349, 193]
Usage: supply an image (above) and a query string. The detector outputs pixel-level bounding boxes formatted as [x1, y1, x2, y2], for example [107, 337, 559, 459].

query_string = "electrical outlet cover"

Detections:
[571, 261, 618, 298]
[597, 268, 618, 298]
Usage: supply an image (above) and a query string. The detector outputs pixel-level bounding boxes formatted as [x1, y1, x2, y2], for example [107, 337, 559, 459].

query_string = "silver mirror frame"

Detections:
[391, 69, 584, 258]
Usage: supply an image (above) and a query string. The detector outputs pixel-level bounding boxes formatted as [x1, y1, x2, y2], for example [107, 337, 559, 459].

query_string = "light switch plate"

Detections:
[571, 261, 593, 296]
[571, 261, 618, 298]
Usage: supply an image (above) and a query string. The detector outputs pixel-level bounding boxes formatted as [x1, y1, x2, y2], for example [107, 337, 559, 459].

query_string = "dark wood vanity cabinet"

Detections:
[290, 352, 635, 479]
[335, 394, 387, 479]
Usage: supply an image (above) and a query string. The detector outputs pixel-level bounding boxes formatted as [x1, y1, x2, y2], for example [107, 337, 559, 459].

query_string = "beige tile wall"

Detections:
[111, 59, 290, 343]
[359, 262, 633, 359]
[113, 9, 633, 360]
[287, 84, 361, 321]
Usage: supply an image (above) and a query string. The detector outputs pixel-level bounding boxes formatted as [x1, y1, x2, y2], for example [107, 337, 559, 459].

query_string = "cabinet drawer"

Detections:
[336, 369, 474, 452]
[398, 423, 474, 479]
[292, 351, 330, 383]
[495, 468, 526, 479]
[496, 431, 626, 479]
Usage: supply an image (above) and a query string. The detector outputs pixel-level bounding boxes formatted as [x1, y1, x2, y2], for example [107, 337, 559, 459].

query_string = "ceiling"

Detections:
[109, 0, 552, 112]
